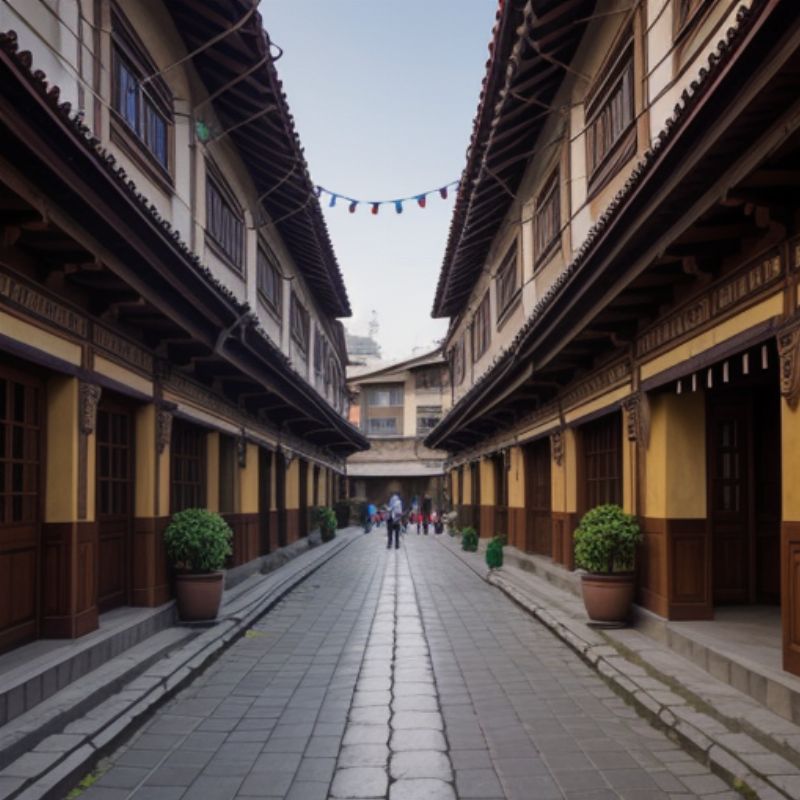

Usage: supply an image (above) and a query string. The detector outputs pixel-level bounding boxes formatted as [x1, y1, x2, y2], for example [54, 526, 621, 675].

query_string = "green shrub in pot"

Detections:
[573, 504, 641, 574]
[164, 508, 232, 572]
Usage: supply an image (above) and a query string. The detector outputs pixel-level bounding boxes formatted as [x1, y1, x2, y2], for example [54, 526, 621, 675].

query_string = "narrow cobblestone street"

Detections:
[78, 533, 739, 800]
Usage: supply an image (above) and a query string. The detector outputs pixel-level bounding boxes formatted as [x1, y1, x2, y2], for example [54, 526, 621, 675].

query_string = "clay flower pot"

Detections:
[174, 571, 224, 621]
[580, 572, 635, 624]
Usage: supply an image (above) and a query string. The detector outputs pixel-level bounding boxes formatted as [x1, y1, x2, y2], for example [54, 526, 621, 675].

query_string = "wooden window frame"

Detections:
[416, 405, 442, 436]
[533, 168, 561, 269]
[171, 421, 207, 513]
[452, 336, 466, 386]
[581, 413, 622, 511]
[290, 292, 310, 354]
[109, 4, 173, 188]
[471, 292, 491, 362]
[585, 31, 636, 195]
[205, 164, 245, 273]
[256, 243, 282, 318]
[496, 244, 520, 323]
[674, 0, 714, 38]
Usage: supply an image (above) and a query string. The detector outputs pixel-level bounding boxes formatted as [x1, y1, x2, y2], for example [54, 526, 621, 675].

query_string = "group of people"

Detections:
[363, 493, 445, 549]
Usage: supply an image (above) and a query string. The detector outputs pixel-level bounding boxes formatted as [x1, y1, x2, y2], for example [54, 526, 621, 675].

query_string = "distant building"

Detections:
[347, 350, 451, 509]
[345, 332, 382, 361]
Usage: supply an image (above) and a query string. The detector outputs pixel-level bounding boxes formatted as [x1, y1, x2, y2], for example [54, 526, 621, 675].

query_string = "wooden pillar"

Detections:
[782, 397, 800, 675]
[507, 446, 525, 550]
[550, 428, 578, 569]
[206, 432, 220, 513]
[132, 404, 171, 607]
[238, 442, 259, 563]
[479, 456, 495, 540]
[41, 376, 99, 638]
[640, 392, 709, 620]
[285, 458, 300, 543]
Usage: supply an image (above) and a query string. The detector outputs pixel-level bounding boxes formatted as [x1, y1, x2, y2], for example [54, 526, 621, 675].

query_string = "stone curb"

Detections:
[1, 530, 360, 800]
[437, 536, 790, 800]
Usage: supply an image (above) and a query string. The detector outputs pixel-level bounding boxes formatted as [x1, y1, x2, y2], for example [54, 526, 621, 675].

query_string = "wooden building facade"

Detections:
[426, 0, 800, 676]
[0, 1, 367, 654]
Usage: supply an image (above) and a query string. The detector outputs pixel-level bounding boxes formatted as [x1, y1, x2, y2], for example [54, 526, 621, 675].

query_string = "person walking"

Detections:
[386, 492, 403, 550]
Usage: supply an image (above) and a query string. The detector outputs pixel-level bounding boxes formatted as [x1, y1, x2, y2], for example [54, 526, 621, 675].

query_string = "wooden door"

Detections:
[524, 438, 552, 555]
[709, 399, 751, 604]
[754, 388, 781, 604]
[259, 447, 271, 555]
[0, 364, 43, 653]
[96, 402, 134, 613]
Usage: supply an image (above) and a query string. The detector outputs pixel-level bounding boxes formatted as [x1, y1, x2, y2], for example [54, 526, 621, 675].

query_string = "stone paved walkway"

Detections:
[73, 533, 742, 799]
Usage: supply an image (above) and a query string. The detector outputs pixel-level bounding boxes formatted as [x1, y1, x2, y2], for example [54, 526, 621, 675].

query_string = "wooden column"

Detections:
[550, 428, 578, 569]
[237, 441, 259, 563]
[640, 392, 710, 620]
[479, 456, 495, 540]
[507, 447, 526, 550]
[782, 393, 800, 675]
[41, 376, 99, 638]
[206, 432, 220, 513]
[132, 405, 171, 607]
[285, 457, 300, 543]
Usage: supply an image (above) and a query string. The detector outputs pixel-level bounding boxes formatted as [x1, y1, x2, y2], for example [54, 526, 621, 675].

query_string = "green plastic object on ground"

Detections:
[485, 535, 504, 569]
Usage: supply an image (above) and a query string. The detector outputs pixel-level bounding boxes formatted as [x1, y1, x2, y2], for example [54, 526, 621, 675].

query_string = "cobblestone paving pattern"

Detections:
[74, 533, 742, 799]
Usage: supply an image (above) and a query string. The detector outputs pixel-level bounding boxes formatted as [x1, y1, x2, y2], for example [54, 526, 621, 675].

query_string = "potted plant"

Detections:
[485, 535, 504, 569]
[316, 506, 337, 542]
[573, 504, 641, 625]
[164, 508, 233, 621]
[461, 526, 478, 552]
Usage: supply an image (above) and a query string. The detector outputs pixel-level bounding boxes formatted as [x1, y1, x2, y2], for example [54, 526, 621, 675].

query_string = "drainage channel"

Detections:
[330, 543, 456, 799]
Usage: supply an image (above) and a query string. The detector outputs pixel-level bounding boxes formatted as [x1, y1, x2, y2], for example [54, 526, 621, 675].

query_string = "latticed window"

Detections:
[452, 336, 466, 386]
[496, 246, 518, 318]
[416, 406, 442, 435]
[472, 292, 491, 361]
[171, 421, 207, 512]
[534, 170, 560, 264]
[0, 373, 41, 526]
[582, 413, 622, 509]
[111, 6, 171, 171]
[257, 245, 281, 314]
[290, 293, 310, 353]
[366, 385, 403, 407]
[206, 172, 244, 269]
[586, 37, 635, 186]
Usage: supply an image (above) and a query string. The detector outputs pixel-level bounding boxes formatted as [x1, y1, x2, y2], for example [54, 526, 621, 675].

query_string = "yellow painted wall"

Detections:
[158, 439, 170, 517]
[0, 310, 81, 365]
[93, 355, 152, 397]
[451, 469, 459, 505]
[45, 375, 79, 522]
[645, 391, 706, 519]
[508, 446, 525, 508]
[206, 432, 219, 513]
[307, 464, 316, 508]
[240, 443, 259, 514]
[551, 429, 578, 514]
[462, 464, 472, 504]
[782, 401, 800, 521]
[479, 457, 495, 505]
[135, 404, 156, 518]
[286, 458, 300, 510]
[564, 384, 630, 424]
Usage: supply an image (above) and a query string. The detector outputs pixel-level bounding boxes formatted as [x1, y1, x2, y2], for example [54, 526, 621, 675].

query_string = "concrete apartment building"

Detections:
[0, 0, 367, 655]
[347, 350, 450, 508]
[425, 0, 800, 677]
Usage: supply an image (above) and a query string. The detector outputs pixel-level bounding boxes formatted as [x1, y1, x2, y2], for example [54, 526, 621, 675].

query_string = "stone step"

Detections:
[0, 626, 194, 772]
[0, 603, 176, 731]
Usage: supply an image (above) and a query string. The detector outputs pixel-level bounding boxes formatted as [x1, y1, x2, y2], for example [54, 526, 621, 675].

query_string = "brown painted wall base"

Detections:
[638, 517, 711, 621]
[286, 509, 300, 544]
[132, 516, 171, 607]
[478, 505, 494, 539]
[268, 510, 280, 553]
[508, 507, 526, 550]
[41, 521, 99, 639]
[551, 512, 578, 570]
[224, 513, 260, 567]
[782, 521, 800, 676]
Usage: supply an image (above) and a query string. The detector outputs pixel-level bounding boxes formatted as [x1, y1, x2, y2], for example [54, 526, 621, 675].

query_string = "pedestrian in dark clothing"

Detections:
[386, 493, 403, 549]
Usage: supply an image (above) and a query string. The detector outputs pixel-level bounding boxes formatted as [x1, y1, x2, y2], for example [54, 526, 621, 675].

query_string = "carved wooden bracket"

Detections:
[622, 391, 650, 445]
[79, 383, 102, 435]
[237, 431, 247, 468]
[156, 409, 172, 454]
[550, 429, 564, 467]
[778, 317, 800, 409]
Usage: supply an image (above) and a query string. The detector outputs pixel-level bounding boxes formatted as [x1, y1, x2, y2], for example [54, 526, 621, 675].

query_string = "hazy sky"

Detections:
[260, 2, 498, 361]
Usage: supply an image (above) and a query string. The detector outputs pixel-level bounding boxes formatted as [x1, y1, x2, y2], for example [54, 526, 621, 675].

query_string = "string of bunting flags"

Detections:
[314, 180, 460, 215]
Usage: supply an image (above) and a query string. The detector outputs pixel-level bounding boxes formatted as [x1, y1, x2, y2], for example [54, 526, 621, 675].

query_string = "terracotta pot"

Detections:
[174, 571, 224, 621]
[580, 572, 635, 624]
